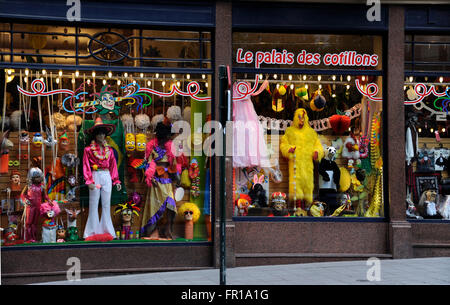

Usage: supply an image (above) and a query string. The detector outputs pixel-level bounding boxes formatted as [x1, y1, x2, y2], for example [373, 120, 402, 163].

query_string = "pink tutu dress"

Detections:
[233, 84, 271, 168]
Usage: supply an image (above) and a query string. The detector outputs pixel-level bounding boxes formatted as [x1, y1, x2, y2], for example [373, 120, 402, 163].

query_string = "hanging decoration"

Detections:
[258, 103, 361, 132]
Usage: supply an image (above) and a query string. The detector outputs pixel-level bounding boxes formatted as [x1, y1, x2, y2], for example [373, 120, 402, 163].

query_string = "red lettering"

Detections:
[297, 50, 307, 64]
[286, 52, 295, 65]
[370, 55, 378, 66]
[236, 48, 245, 64]
[255, 51, 264, 68]
[313, 53, 321, 65]
[323, 54, 331, 65]
[244, 51, 253, 63]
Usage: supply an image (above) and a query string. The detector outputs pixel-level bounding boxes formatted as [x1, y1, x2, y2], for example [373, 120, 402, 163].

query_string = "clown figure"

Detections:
[280, 108, 324, 213]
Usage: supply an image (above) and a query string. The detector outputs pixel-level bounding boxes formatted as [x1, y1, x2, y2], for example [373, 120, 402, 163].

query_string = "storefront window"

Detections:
[404, 77, 450, 220]
[0, 22, 213, 246]
[232, 32, 384, 218]
[404, 34, 450, 221]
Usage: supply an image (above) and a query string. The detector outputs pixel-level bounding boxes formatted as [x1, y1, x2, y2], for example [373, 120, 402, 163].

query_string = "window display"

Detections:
[0, 23, 213, 246]
[232, 32, 384, 219]
[231, 73, 384, 218]
[404, 74, 450, 220]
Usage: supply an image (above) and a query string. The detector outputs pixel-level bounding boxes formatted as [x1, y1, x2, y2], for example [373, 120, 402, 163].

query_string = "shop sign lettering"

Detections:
[236, 48, 379, 69]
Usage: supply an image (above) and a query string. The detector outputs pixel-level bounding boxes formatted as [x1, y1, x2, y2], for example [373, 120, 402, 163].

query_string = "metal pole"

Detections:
[218, 65, 229, 285]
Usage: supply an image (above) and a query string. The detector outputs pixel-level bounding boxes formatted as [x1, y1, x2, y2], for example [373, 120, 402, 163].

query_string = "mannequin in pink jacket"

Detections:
[82, 118, 121, 240]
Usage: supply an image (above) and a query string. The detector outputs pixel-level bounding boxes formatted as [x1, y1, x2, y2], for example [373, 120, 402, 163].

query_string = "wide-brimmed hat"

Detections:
[85, 117, 116, 136]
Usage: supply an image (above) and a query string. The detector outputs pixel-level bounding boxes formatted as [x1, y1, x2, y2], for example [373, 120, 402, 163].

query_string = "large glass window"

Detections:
[0, 23, 213, 246]
[404, 34, 450, 221]
[232, 33, 384, 218]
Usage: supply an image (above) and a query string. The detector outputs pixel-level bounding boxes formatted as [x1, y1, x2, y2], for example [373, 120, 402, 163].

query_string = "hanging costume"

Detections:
[232, 82, 271, 168]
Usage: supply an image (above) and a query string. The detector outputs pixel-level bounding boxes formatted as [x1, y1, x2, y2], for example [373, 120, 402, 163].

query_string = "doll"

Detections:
[82, 117, 122, 240]
[178, 202, 201, 240]
[22, 167, 48, 242]
[418, 188, 440, 219]
[40, 200, 61, 243]
[280, 108, 324, 213]
[56, 225, 66, 243]
[114, 201, 140, 240]
[141, 119, 181, 240]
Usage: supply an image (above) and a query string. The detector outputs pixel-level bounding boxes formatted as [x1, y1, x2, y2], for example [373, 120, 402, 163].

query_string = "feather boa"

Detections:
[144, 138, 182, 186]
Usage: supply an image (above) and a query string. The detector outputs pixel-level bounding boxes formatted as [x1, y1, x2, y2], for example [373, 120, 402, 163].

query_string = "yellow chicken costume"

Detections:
[280, 108, 324, 211]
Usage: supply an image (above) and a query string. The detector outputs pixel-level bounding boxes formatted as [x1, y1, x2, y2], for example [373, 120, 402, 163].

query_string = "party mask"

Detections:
[125, 133, 136, 152]
[135, 133, 147, 152]
[32, 132, 43, 148]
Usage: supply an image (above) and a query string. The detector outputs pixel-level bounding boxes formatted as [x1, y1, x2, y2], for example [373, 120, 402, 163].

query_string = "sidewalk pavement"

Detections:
[34, 257, 450, 285]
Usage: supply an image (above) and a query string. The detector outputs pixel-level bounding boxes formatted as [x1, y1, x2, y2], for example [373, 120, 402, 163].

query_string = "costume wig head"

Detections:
[178, 202, 201, 223]
[40, 201, 61, 217]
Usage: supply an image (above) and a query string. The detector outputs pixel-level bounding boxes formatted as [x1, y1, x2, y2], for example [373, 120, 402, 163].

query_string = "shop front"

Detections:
[228, 2, 391, 267]
[0, 0, 216, 284]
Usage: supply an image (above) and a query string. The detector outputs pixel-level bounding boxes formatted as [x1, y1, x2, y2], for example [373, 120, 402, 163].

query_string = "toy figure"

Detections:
[114, 201, 140, 240]
[40, 201, 61, 243]
[318, 145, 341, 214]
[82, 117, 122, 240]
[406, 195, 422, 219]
[43, 126, 57, 148]
[310, 201, 327, 217]
[269, 192, 289, 216]
[178, 202, 201, 240]
[19, 131, 29, 160]
[280, 108, 324, 214]
[22, 167, 48, 242]
[58, 131, 70, 152]
[66, 226, 81, 241]
[135, 133, 147, 152]
[418, 188, 440, 219]
[32, 132, 44, 149]
[3, 223, 19, 245]
[141, 119, 181, 240]
[65, 207, 81, 228]
[235, 193, 252, 216]
[56, 225, 66, 242]
[248, 174, 268, 208]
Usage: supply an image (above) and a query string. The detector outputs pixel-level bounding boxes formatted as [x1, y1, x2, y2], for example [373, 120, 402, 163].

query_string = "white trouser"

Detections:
[83, 170, 115, 238]
[42, 227, 57, 243]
